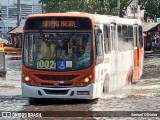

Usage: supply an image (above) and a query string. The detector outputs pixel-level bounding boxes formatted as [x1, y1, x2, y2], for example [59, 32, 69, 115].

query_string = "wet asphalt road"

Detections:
[1, 51, 160, 120]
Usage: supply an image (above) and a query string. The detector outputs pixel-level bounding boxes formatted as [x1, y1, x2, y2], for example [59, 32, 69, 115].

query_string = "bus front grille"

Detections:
[40, 82, 72, 87]
[43, 89, 69, 95]
[34, 74, 79, 81]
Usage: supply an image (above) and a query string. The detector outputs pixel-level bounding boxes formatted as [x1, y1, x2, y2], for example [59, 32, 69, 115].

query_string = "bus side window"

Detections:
[134, 25, 138, 47]
[94, 27, 104, 65]
[118, 25, 123, 51]
[110, 24, 116, 51]
[139, 26, 143, 48]
[122, 25, 128, 51]
[103, 25, 110, 54]
[128, 25, 134, 49]
[122, 25, 125, 40]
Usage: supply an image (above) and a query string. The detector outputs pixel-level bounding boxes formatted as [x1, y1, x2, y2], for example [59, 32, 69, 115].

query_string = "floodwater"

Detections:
[0, 52, 160, 120]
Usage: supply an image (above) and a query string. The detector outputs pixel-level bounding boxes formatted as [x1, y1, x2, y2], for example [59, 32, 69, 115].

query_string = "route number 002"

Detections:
[37, 60, 55, 69]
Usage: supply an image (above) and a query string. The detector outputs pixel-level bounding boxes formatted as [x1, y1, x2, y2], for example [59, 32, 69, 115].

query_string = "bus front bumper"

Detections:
[21, 83, 96, 99]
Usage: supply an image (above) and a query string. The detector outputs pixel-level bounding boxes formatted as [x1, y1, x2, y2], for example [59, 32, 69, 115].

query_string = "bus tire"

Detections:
[103, 75, 109, 93]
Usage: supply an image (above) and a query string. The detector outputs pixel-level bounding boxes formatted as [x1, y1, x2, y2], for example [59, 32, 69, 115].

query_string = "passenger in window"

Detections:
[39, 34, 56, 59]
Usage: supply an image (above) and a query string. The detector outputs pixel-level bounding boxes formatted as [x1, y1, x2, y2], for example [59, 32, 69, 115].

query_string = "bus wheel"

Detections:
[103, 75, 109, 93]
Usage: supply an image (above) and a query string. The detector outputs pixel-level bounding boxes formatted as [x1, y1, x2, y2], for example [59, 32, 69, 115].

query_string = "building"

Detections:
[125, 0, 144, 20]
[0, 0, 42, 38]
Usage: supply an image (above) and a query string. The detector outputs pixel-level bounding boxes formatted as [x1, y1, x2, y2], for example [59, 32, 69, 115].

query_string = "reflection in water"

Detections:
[0, 95, 28, 111]
[0, 57, 21, 88]
[0, 56, 23, 111]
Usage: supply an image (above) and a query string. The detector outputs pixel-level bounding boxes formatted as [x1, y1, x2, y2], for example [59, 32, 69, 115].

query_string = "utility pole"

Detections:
[17, 0, 20, 26]
[41, 2, 44, 13]
[117, 0, 120, 17]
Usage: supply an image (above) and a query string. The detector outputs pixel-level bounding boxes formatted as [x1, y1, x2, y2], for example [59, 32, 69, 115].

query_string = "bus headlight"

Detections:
[76, 72, 95, 87]
[25, 76, 30, 82]
[78, 77, 90, 86]
[22, 75, 37, 86]
[84, 77, 89, 83]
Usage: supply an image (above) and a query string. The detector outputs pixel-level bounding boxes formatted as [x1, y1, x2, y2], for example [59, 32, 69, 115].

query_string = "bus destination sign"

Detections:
[42, 20, 76, 28]
[24, 17, 92, 30]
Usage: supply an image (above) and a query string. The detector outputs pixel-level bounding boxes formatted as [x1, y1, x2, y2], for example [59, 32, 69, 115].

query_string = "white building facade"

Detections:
[125, 0, 144, 20]
[0, 0, 42, 37]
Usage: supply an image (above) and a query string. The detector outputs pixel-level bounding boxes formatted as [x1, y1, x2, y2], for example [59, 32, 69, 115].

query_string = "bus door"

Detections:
[133, 24, 140, 81]
[110, 23, 118, 89]
[103, 25, 111, 75]
[103, 24, 111, 93]
[94, 25, 105, 96]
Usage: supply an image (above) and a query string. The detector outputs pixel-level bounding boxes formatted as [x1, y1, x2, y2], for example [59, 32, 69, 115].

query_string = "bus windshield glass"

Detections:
[23, 32, 92, 71]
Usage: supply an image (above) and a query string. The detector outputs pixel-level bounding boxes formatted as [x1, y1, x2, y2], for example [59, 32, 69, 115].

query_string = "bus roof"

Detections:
[27, 12, 94, 18]
[26, 12, 142, 26]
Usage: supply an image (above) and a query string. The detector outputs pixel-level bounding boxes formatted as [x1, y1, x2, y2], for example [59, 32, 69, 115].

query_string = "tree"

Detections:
[138, 0, 160, 20]
[39, 0, 133, 17]
[119, 0, 133, 17]
[40, 0, 91, 13]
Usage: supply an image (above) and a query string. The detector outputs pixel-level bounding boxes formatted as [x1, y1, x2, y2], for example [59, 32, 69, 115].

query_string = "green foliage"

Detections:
[39, 0, 160, 19]
[40, 0, 92, 13]
[39, 0, 130, 16]
[138, 0, 160, 20]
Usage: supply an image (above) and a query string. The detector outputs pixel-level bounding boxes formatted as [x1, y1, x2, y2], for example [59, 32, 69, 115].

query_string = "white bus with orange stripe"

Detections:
[21, 12, 143, 99]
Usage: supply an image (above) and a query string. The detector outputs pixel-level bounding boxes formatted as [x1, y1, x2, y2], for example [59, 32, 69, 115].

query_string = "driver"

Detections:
[76, 35, 89, 57]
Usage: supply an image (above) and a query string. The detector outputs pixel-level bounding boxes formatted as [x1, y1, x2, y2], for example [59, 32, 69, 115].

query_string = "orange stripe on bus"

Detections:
[133, 48, 143, 82]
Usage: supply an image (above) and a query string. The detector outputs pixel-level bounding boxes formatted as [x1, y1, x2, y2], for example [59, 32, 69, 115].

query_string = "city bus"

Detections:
[22, 12, 143, 99]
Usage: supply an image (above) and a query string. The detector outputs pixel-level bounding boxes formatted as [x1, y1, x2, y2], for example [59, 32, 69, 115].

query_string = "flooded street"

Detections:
[1, 51, 160, 119]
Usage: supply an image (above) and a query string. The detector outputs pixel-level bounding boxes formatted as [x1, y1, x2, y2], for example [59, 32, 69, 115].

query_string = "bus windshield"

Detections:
[23, 32, 92, 71]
